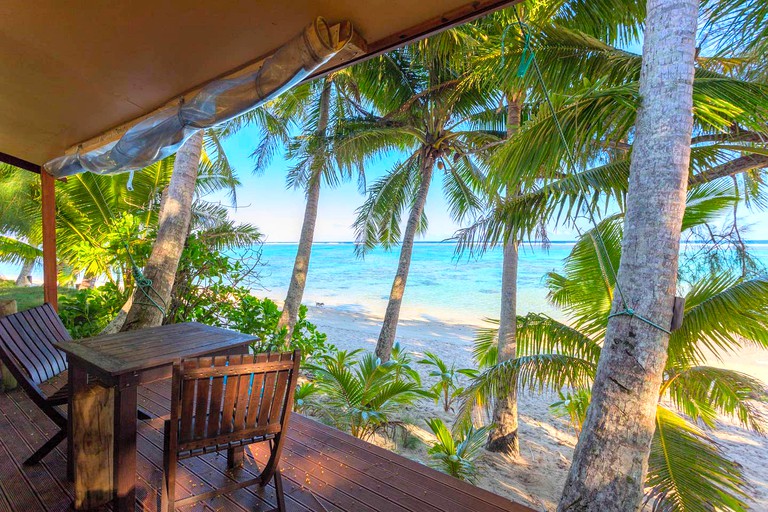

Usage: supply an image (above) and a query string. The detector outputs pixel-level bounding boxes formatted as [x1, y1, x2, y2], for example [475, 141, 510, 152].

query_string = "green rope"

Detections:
[123, 243, 166, 316]
[607, 309, 671, 335]
[508, 6, 670, 335]
[500, 23, 534, 77]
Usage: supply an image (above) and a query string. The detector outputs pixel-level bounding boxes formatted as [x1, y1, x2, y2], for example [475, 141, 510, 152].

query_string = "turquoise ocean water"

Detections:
[254, 241, 768, 324]
[2, 241, 766, 325]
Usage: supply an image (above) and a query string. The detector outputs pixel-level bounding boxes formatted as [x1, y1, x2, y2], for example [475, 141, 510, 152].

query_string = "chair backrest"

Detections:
[170, 350, 300, 452]
[0, 303, 71, 386]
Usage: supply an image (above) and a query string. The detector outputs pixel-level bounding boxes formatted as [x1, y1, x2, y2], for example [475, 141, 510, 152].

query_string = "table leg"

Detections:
[113, 383, 138, 511]
[67, 362, 87, 482]
[227, 446, 244, 469]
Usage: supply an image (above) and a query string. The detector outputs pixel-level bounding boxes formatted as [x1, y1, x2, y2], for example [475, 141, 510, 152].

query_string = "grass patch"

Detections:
[0, 279, 75, 312]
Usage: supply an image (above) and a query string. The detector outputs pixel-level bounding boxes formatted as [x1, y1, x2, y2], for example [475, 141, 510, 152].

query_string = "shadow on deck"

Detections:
[0, 375, 533, 512]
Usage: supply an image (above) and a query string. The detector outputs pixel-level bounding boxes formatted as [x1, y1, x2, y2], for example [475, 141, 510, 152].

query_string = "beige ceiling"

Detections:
[0, 0, 515, 168]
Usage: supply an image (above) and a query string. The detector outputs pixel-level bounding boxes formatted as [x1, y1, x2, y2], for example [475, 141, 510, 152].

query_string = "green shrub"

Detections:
[306, 349, 428, 440]
[550, 389, 591, 433]
[390, 342, 421, 384]
[58, 283, 128, 339]
[425, 418, 491, 483]
[167, 236, 332, 364]
[294, 381, 320, 414]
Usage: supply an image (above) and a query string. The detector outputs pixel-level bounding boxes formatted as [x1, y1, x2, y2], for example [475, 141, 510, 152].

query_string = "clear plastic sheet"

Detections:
[45, 17, 350, 178]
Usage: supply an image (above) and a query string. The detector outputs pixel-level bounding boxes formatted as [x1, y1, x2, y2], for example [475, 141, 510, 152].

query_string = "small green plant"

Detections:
[425, 418, 491, 483]
[550, 389, 591, 433]
[294, 381, 320, 414]
[306, 350, 428, 440]
[418, 352, 477, 412]
[390, 342, 421, 384]
[58, 283, 128, 339]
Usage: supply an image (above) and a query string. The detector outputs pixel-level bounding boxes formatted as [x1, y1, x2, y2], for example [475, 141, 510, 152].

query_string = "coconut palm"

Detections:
[249, 72, 366, 339]
[341, 33, 500, 362]
[425, 418, 492, 483]
[305, 349, 428, 440]
[121, 132, 205, 330]
[455, 1, 768, 459]
[459, 190, 768, 510]
[418, 352, 477, 412]
[0, 165, 42, 285]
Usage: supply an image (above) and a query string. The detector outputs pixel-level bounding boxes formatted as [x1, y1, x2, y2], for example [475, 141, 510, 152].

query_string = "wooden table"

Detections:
[55, 322, 254, 511]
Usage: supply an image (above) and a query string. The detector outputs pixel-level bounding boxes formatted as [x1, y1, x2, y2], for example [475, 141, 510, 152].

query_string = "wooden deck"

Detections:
[0, 374, 533, 512]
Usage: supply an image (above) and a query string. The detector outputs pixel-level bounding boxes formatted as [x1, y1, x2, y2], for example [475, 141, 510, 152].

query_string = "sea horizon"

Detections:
[2, 240, 766, 327]
[251, 240, 768, 326]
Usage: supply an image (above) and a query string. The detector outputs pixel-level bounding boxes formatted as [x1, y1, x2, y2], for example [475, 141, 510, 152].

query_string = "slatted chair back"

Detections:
[0, 303, 72, 467]
[0, 303, 70, 387]
[170, 350, 300, 456]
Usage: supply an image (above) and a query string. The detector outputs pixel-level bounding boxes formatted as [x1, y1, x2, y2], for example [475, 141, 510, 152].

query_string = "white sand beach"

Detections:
[303, 304, 768, 511]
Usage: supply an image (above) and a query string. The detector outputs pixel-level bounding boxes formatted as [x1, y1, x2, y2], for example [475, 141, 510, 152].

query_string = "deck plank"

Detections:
[0, 377, 533, 512]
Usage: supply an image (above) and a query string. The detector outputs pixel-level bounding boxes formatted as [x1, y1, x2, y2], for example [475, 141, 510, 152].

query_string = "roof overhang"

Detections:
[0, 0, 517, 171]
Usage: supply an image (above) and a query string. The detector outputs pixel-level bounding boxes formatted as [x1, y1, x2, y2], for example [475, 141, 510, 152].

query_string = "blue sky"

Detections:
[210, 28, 768, 244]
[212, 125, 768, 243]
[213, 126, 541, 243]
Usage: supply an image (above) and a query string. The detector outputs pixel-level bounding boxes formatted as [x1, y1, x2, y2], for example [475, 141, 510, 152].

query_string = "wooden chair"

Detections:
[0, 303, 71, 465]
[162, 350, 301, 512]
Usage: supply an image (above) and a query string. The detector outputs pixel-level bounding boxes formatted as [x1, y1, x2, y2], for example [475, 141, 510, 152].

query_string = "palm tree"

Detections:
[342, 34, 499, 362]
[250, 72, 366, 339]
[0, 165, 42, 286]
[121, 132, 204, 330]
[305, 349, 427, 440]
[461, 199, 768, 510]
[0, 125, 245, 294]
[117, 126, 255, 331]
[454, 0, 657, 453]
[456, 0, 768, 459]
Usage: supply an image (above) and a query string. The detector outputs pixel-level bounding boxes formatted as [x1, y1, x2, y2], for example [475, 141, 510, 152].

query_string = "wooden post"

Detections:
[41, 168, 58, 311]
[0, 300, 18, 391]
[73, 383, 115, 509]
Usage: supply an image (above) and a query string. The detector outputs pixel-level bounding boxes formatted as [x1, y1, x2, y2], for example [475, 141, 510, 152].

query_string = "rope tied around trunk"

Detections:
[123, 242, 166, 317]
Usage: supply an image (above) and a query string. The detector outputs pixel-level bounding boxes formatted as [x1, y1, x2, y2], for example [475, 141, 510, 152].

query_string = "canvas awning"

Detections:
[44, 17, 353, 177]
[0, 0, 516, 175]
[0, 0, 518, 310]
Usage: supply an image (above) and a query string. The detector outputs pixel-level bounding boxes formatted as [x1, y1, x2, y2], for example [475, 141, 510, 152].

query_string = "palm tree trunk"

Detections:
[375, 151, 434, 362]
[558, 0, 697, 509]
[277, 79, 331, 339]
[121, 130, 203, 331]
[487, 94, 522, 455]
[486, 235, 520, 453]
[15, 259, 34, 287]
[101, 294, 133, 335]
[77, 271, 98, 290]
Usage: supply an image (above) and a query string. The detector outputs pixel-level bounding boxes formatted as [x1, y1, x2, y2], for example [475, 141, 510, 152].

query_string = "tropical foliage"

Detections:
[425, 418, 492, 483]
[305, 350, 428, 440]
[57, 283, 128, 339]
[418, 352, 478, 412]
[1, 1, 767, 508]
[459, 203, 768, 510]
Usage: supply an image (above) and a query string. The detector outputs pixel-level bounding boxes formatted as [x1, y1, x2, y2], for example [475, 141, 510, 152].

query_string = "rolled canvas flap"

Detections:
[45, 17, 352, 178]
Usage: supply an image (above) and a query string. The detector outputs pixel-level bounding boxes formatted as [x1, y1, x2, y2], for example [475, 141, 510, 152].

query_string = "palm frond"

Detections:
[665, 365, 768, 433]
[646, 406, 750, 512]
